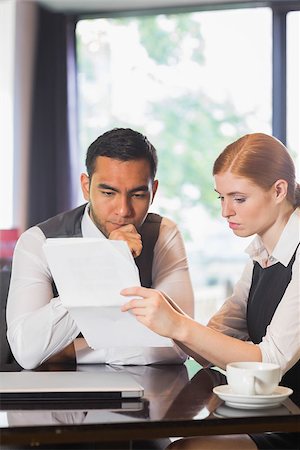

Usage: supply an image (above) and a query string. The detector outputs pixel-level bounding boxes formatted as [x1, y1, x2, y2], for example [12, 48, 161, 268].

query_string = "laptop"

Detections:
[0, 371, 144, 405]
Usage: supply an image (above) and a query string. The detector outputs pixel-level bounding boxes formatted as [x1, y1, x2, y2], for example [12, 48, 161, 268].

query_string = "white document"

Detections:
[43, 238, 172, 349]
[44, 238, 140, 307]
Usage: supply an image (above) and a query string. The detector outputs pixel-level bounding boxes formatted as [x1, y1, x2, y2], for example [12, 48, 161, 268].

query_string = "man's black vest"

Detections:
[38, 204, 162, 288]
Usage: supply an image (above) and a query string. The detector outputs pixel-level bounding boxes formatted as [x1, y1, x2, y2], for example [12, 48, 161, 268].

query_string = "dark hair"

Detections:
[213, 133, 300, 207]
[85, 128, 158, 180]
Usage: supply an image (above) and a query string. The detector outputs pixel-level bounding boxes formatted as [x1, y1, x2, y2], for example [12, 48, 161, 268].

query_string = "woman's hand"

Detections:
[121, 286, 183, 340]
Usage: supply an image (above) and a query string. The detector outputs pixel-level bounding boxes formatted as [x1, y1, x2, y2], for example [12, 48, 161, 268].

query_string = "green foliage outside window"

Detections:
[76, 12, 249, 232]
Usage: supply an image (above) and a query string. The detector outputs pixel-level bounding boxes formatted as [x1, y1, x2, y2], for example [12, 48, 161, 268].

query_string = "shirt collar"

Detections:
[81, 203, 106, 239]
[245, 208, 300, 267]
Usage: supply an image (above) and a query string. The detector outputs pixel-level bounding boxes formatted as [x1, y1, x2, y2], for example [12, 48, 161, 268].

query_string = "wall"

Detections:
[14, 0, 38, 231]
[0, 0, 16, 229]
[0, 0, 37, 231]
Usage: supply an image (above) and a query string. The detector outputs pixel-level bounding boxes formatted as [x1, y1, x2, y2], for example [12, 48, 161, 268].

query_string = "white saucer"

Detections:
[213, 385, 293, 410]
[214, 403, 289, 418]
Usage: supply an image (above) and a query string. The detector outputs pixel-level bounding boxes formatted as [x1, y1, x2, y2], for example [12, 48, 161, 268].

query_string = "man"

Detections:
[7, 128, 194, 369]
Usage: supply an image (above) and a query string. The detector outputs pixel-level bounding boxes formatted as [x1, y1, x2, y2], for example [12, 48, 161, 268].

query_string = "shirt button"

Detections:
[269, 256, 275, 262]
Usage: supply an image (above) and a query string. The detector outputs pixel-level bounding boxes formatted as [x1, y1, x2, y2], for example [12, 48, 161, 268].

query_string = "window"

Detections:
[0, 0, 15, 229]
[287, 10, 300, 177]
[76, 7, 272, 323]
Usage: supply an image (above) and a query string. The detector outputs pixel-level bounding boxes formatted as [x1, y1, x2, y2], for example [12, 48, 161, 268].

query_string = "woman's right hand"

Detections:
[121, 286, 184, 340]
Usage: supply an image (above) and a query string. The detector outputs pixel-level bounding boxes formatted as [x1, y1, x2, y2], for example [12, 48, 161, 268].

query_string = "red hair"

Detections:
[213, 133, 300, 207]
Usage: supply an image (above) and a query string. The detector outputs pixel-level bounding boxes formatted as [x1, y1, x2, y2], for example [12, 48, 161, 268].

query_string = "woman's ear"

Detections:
[80, 173, 90, 201]
[273, 179, 288, 203]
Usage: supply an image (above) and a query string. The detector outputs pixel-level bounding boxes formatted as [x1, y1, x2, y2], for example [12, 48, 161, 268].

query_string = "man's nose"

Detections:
[117, 196, 132, 217]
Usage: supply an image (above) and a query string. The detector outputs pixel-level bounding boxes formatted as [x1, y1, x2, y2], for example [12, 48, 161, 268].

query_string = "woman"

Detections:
[121, 133, 300, 450]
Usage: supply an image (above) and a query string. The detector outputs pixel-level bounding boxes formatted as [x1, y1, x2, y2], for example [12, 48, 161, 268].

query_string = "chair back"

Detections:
[0, 258, 17, 366]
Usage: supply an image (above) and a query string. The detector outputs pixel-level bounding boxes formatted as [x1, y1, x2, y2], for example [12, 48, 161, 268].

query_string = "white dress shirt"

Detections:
[208, 208, 300, 375]
[6, 205, 194, 369]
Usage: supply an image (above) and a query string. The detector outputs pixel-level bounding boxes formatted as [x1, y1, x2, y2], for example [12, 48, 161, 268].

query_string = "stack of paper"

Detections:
[43, 238, 172, 348]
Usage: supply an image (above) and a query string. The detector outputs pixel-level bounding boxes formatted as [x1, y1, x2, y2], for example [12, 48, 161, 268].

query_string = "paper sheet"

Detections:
[43, 238, 172, 348]
[44, 238, 139, 307]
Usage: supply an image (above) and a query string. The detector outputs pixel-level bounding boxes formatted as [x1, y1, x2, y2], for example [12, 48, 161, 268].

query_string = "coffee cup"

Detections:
[226, 362, 281, 396]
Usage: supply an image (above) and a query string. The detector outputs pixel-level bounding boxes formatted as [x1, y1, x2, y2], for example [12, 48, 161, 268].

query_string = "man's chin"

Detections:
[107, 224, 121, 234]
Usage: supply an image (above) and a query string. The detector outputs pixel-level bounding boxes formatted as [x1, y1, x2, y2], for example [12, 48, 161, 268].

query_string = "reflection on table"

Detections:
[0, 360, 299, 447]
[3, 363, 225, 427]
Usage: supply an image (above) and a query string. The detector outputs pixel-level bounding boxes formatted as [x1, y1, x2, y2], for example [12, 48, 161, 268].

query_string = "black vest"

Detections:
[37, 204, 162, 288]
[247, 244, 300, 406]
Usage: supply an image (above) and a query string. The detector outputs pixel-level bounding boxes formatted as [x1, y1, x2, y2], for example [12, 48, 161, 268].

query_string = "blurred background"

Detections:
[0, 0, 299, 323]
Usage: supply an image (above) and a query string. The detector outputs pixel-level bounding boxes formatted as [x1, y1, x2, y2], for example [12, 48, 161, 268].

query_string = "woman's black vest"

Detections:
[247, 244, 300, 405]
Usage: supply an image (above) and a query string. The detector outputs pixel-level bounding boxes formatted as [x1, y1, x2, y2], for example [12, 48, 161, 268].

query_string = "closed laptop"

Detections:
[0, 371, 144, 403]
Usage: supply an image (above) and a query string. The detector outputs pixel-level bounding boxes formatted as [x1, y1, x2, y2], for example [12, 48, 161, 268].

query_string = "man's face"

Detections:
[81, 156, 158, 237]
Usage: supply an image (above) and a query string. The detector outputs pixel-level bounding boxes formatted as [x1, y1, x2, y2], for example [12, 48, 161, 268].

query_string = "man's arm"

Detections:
[132, 216, 194, 364]
[6, 227, 79, 369]
[152, 217, 194, 318]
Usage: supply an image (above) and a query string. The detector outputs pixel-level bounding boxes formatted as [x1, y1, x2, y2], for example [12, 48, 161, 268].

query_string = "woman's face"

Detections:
[214, 171, 279, 239]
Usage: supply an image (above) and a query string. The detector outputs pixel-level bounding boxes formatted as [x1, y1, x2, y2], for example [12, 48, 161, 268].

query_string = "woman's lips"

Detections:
[228, 222, 240, 230]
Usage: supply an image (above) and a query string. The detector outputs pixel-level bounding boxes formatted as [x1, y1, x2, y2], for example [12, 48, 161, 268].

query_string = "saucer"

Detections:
[214, 403, 289, 418]
[213, 385, 293, 410]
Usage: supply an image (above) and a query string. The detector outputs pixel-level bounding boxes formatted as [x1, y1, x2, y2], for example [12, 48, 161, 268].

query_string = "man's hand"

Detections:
[109, 224, 142, 258]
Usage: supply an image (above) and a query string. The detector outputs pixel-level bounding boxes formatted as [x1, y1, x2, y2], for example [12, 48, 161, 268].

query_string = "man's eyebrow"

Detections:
[129, 185, 149, 193]
[98, 183, 149, 193]
[98, 183, 119, 192]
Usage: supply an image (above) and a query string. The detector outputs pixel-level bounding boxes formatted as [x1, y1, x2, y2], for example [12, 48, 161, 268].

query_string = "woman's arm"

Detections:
[121, 286, 262, 370]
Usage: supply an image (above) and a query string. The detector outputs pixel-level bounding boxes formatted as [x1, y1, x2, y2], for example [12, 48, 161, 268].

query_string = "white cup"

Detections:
[226, 362, 281, 396]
